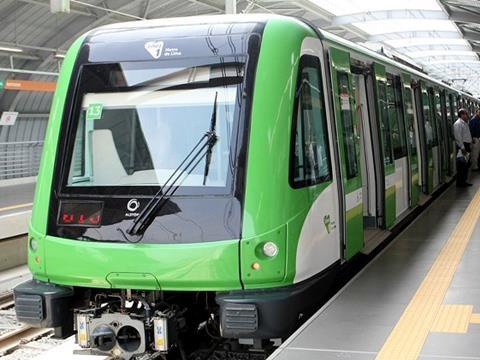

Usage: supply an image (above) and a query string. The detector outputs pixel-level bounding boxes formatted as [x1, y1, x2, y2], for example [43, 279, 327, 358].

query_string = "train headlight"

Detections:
[262, 242, 278, 257]
[30, 238, 38, 252]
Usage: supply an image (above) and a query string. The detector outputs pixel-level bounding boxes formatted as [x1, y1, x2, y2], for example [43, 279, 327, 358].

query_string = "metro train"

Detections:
[14, 14, 479, 359]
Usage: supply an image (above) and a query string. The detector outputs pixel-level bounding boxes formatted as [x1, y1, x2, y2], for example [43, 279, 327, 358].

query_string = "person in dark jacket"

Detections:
[469, 109, 480, 171]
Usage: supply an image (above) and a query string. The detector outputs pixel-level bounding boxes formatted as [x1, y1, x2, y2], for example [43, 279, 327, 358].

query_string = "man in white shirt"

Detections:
[453, 108, 473, 187]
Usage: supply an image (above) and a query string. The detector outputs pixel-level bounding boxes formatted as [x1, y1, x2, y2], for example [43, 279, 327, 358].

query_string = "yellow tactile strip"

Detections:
[470, 313, 480, 324]
[431, 304, 473, 333]
[376, 189, 480, 360]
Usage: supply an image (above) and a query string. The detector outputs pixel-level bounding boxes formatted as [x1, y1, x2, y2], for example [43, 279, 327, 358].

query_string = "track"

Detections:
[0, 291, 14, 310]
[0, 291, 53, 356]
[0, 325, 52, 355]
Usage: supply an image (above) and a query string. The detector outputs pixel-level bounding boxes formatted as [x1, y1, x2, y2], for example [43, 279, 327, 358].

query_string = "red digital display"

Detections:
[58, 201, 103, 227]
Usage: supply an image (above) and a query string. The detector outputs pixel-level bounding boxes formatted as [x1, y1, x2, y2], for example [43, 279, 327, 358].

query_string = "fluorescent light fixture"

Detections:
[0, 46, 23, 53]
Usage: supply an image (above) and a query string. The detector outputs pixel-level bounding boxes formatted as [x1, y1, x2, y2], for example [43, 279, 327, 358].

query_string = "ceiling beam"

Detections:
[16, 0, 95, 18]
[331, 10, 447, 26]
[462, 30, 480, 41]
[449, 10, 480, 23]
[369, 31, 461, 42]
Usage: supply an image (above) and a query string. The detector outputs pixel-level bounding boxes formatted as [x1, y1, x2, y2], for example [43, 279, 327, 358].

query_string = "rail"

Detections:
[0, 141, 43, 180]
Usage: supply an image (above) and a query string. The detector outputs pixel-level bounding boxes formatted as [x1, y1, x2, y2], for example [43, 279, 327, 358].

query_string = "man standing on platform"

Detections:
[454, 108, 473, 187]
[469, 108, 480, 171]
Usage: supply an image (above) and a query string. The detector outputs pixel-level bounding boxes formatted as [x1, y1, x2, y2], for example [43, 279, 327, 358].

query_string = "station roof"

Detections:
[0, 0, 479, 117]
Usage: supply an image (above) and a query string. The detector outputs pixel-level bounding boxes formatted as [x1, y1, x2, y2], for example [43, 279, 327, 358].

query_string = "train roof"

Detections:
[92, 14, 476, 101]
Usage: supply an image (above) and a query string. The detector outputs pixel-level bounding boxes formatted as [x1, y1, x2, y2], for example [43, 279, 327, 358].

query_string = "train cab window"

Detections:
[291, 55, 331, 188]
[336, 71, 359, 179]
[386, 74, 407, 159]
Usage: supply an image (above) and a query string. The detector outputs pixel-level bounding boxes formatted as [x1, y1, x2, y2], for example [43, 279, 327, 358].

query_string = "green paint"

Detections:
[241, 18, 334, 288]
[26, 34, 242, 291]
[86, 103, 103, 120]
[385, 185, 396, 228]
[42, 236, 241, 290]
[30, 35, 87, 236]
[329, 47, 363, 260]
[344, 204, 363, 259]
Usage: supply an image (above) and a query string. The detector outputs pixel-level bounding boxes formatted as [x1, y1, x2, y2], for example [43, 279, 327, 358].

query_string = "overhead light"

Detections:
[54, 53, 65, 59]
[0, 46, 23, 53]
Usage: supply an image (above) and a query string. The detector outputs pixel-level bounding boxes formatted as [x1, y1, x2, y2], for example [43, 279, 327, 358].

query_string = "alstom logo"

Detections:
[127, 199, 140, 212]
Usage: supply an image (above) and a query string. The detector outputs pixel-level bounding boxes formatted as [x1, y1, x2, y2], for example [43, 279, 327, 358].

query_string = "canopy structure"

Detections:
[0, 0, 479, 125]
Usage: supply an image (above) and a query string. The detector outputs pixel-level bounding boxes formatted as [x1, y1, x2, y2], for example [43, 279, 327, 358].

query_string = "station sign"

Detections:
[0, 112, 19, 126]
[4, 79, 56, 92]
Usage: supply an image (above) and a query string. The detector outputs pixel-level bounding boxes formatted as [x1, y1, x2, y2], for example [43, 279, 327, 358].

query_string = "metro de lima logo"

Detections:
[145, 41, 164, 59]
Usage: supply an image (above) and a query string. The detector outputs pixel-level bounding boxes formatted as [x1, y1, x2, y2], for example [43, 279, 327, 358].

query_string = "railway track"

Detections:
[0, 291, 53, 356]
[0, 325, 52, 355]
[0, 291, 14, 310]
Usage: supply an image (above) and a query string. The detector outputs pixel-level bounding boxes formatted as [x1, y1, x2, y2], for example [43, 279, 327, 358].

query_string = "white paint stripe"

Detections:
[0, 210, 32, 219]
[345, 188, 362, 211]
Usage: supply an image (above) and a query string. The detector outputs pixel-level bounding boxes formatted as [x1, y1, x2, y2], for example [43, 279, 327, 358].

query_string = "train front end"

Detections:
[14, 15, 326, 359]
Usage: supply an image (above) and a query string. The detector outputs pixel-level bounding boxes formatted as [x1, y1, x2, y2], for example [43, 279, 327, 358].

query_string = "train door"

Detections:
[430, 89, 441, 189]
[373, 63, 396, 228]
[439, 91, 450, 179]
[291, 37, 343, 283]
[444, 93, 454, 177]
[352, 71, 379, 239]
[329, 48, 363, 260]
[450, 95, 458, 175]
[402, 74, 420, 207]
[386, 73, 409, 217]
[419, 85, 434, 194]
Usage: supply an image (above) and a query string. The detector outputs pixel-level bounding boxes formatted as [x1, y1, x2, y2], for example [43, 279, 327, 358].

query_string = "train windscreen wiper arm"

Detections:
[202, 92, 218, 185]
[126, 93, 218, 236]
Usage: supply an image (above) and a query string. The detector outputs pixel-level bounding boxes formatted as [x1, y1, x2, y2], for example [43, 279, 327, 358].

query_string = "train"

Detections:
[13, 14, 479, 359]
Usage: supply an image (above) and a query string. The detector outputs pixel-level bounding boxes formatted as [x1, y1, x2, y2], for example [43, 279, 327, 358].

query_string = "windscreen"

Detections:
[66, 60, 244, 190]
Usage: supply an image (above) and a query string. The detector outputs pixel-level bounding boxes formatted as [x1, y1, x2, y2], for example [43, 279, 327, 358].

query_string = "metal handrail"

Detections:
[0, 141, 44, 179]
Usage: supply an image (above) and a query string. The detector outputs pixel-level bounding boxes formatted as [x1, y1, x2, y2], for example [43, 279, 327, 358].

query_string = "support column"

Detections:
[225, 0, 236, 14]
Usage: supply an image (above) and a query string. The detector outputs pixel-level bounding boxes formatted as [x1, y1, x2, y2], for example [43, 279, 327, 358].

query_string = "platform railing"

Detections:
[0, 141, 44, 179]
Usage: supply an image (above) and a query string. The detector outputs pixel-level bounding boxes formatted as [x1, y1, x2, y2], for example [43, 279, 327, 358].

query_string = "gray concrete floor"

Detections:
[0, 181, 35, 216]
[270, 175, 480, 360]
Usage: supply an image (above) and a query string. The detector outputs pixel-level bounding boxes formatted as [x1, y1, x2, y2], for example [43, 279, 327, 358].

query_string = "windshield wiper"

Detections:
[203, 92, 218, 185]
[126, 93, 218, 237]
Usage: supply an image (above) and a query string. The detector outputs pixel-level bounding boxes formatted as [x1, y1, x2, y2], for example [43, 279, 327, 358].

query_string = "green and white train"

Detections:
[14, 14, 479, 359]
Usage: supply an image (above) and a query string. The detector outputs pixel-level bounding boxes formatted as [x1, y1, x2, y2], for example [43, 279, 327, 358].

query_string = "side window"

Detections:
[337, 71, 359, 179]
[387, 74, 407, 159]
[377, 80, 394, 165]
[445, 94, 453, 140]
[70, 116, 85, 178]
[291, 55, 332, 188]
[404, 85, 417, 155]
[422, 90, 433, 147]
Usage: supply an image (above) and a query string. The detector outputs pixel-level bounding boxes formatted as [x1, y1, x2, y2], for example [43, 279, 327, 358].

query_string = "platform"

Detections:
[0, 179, 35, 239]
[270, 178, 480, 360]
